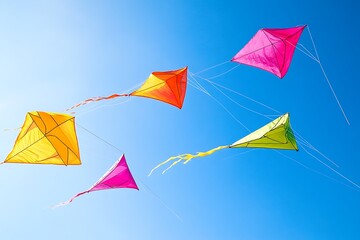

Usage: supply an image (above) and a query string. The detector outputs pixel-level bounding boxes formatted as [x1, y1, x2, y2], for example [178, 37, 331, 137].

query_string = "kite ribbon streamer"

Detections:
[53, 191, 90, 208]
[66, 93, 129, 111]
[149, 113, 298, 175]
[149, 145, 228, 175]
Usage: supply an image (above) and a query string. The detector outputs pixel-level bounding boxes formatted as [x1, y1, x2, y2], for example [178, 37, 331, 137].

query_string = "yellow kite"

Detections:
[150, 113, 297, 174]
[3, 111, 81, 165]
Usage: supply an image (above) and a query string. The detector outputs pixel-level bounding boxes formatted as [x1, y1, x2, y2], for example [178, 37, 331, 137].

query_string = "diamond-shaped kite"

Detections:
[3, 111, 81, 165]
[231, 25, 306, 78]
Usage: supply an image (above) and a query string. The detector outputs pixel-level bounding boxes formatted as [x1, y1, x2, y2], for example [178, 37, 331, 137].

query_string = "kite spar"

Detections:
[149, 113, 298, 175]
[67, 66, 188, 111]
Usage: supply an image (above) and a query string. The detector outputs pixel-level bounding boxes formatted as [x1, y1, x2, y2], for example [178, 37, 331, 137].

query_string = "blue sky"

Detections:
[0, 1, 359, 239]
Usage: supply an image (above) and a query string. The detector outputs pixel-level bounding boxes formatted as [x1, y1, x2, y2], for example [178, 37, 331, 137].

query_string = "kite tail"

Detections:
[149, 145, 228, 175]
[51, 190, 89, 208]
[66, 93, 130, 112]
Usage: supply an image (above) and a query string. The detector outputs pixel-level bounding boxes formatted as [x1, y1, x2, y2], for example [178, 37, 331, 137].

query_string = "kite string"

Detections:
[306, 26, 350, 125]
[194, 73, 282, 115]
[299, 145, 359, 189]
[189, 73, 251, 132]
[293, 128, 339, 168]
[204, 64, 240, 80]
[188, 79, 210, 96]
[203, 89, 250, 132]
[284, 38, 319, 62]
[136, 178, 183, 221]
[188, 72, 211, 95]
[76, 123, 123, 152]
[193, 60, 231, 75]
[274, 150, 358, 191]
[206, 80, 276, 120]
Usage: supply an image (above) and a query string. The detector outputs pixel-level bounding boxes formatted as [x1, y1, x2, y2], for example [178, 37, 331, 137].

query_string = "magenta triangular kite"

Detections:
[231, 25, 306, 78]
[55, 154, 138, 207]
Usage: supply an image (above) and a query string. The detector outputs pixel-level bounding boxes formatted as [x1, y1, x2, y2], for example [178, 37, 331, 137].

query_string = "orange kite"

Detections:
[68, 67, 188, 110]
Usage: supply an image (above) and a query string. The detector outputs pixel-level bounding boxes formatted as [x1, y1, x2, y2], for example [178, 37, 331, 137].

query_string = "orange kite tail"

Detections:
[66, 93, 130, 112]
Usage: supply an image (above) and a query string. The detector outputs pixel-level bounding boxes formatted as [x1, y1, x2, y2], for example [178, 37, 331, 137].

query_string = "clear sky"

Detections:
[0, 1, 359, 239]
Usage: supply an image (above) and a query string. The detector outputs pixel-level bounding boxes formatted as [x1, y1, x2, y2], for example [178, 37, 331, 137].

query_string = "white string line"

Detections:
[299, 144, 359, 189]
[306, 26, 350, 125]
[207, 92, 250, 132]
[188, 80, 251, 132]
[188, 74, 211, 96]
[284, 38, 319, 62]
[292, 127, 339, 168]
[188, 81, 209, 95]
[188, 73, 208, 94]
[136, 179, 183, 222]
[189, 72, 211, 95]
[220, 149, 257, 161]
[274, 150, 358, 191]
[76, 123, 182, 221]
[296, 140, 340, 169]
[189, 73, 252, 132]
[193, 74, 283, 114]
[297, 42, 319, 61]
[207, 81, 276, 119]
[206, 64, 240, 80]
[193, 60, 230, 75]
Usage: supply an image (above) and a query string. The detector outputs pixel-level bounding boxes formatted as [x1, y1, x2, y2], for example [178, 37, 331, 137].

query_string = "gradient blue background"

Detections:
[0, 1, 359, 239]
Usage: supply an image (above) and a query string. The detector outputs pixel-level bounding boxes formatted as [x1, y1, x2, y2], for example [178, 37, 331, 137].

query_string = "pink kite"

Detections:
[231, 25, 306, 78]
[55, 154, 138, 206]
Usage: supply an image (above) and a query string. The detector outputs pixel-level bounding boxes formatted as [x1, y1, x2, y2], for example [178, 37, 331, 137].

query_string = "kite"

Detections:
[2, 111, 81, 165]
[68, 66, 188, 111]
[231, 25, 306, 78]
[149, 113, 298, 175]
[56, 154, 138, 206]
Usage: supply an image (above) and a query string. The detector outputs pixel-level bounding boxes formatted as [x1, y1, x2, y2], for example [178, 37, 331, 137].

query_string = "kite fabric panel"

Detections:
[55, 154, 138, 207]
[3, 111, 81, 166]
[67, 66, 188, 111]
[231, 25, 306, 78]
[149, 113, 298, 175]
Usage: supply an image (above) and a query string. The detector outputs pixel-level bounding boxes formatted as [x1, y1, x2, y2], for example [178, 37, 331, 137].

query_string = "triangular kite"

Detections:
[3, 111, 81, 165]
[56, 154, 138, 206]
[149, 113, 298, 174]
[68, 66, 188, 111]
[231, 25, 306, 78]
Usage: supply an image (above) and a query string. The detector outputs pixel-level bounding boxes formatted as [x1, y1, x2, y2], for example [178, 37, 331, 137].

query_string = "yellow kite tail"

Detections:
[149, 145, 228, 175]
[66, 93, 130, 112]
